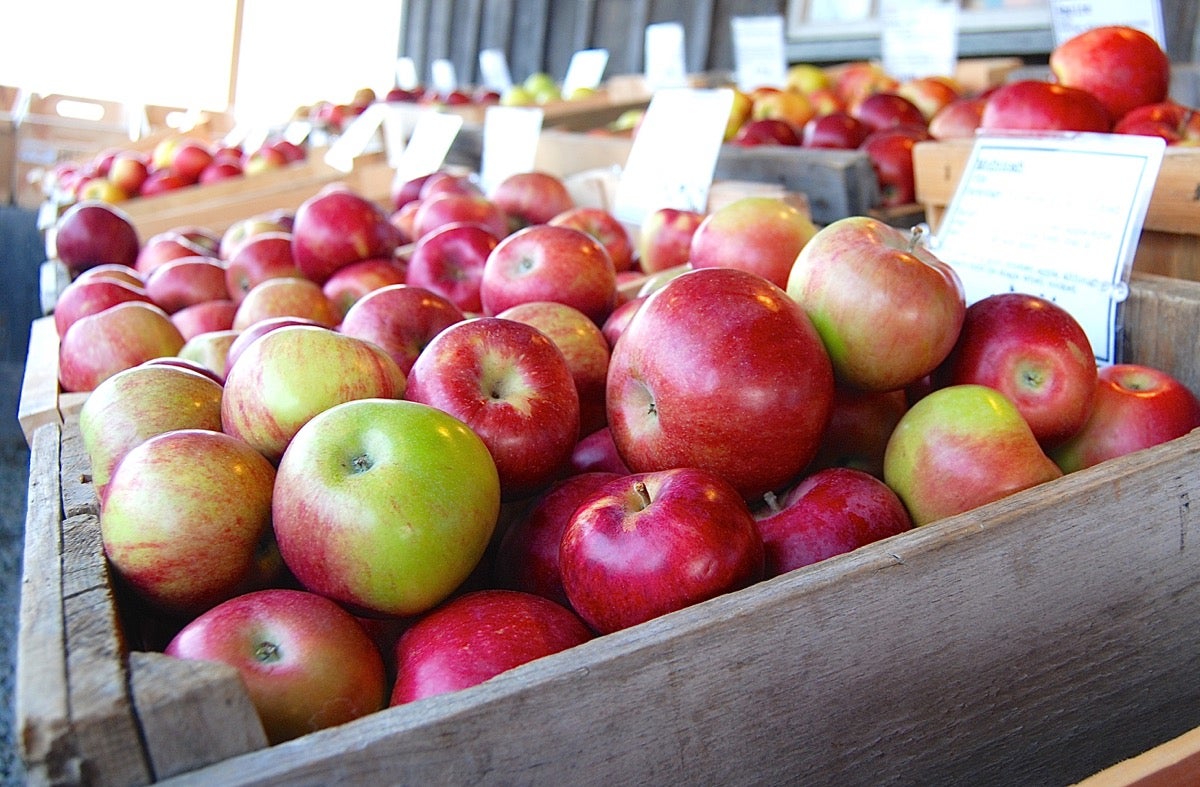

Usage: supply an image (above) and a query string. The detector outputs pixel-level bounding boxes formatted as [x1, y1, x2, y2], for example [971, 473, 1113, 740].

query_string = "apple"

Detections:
[883, 384, 1064, 526]
[165, 588, 387, 745]
[139, 356, 225, 385]
[849, 91, 927, 133]
[143, 255, 229, 314]
[495, 300, 611, 437]
[266, 137, 306, 163]
[243, 145, 288, 175]
[754, 466, 912, 577]
[723, 89, 754, 141]
[637, 207, 704, 275]
[71, 262, 144, 290]
[1050, 364, 1200, 473]
[860, 125, 932, 207]
[807, 87, 846, 117]
[136, 230, 212, 279]
[1114, 100, 1200, 145]
[732, 118, 802, 147]
[171, 299, 238, 341]
[412, 192, 510, 241]
[77, 176, 129, 203]
[801, 111, 871, 149]
[806, 385, 909, 480]
[391, 172, 434, 211]
[107, 150, 150, 196]
[787, 217, 966, 393]
[405, 221, 501, 314]
[568, 426, 633, 476]
[222, 324, 407, 463]
[787, 63, 830, 94]
[980, 80, 1112, 133]
[59, 301, 186, 393]
[608, 267, 834, 500]
[1050, 25, 1170, 123]
[320, 256, 408, 320]
[272, 398, 501, 617]
[138, 169, 191, 197]
[53, 200, 140, 275]
[750, 88, 815, 130]
[232, 276, 340, 332]
[198, 159, 244, 184]
[224, 230, 302, 304]
[178, 328, 239, 383]
[390, 589, 591, 704]
[79, 363, 225, 495]
[291, 186, 403, 284]
[389, 200, 422, 245]
[599, 295, 645, 348]
[480, 224, 617, 324]
[53, 276, 152, 337]
[688, 196, 817, 290]
[560, 467, 765, 634]
[219, 212, 294, 260]
[168, 138, 214, 184]
[940, 292, 1097, 449]
[406, 317, 580, 500]
[100, 428, 276, 617]
[547, 206, 635, 274]
[419, 171, 483, 201]
[928, 96, 987, 140]
[224, 316, 325, 373]
[833, 61, 899, 105]
[896, 76, 961, 122]
[488, 171, 575, 228]
[339, 284, 465, 375]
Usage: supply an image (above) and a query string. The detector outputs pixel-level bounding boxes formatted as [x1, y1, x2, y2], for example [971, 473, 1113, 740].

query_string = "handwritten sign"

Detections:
[1050, 0, 1165, 48]
[880, 0, 959, 81]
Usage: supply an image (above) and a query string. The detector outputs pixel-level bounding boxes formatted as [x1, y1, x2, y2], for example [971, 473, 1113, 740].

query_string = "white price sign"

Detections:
[1050, 0, 1165, 48]
[562, 48, 610, 98]
[644, 22, 688, 91]
[880, 0, 959, 81]
[479, 106, 544, 194]
[430, 59, 458, 94]
[391, 110, 464, 184]
[478, 49, 513, 92]
[928, 133, 1165, 366]
[731, 15, 787, 91]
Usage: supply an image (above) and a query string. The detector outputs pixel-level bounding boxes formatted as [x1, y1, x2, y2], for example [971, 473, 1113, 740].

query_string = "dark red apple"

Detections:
[339, 284, 465, 375]
[802, 111, 872, 149]
[54, 200, 140, 275]
[405, 221, 501, 315]
[980, 80, 1112, 133]
[291, 186, 403, 284]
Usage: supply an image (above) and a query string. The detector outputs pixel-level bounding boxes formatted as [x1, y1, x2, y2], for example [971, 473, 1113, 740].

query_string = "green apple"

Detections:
[883, 384, 1063, 526]
[272, 398, 501, 617]
[500, 85, 536, 106]
[523, 71, 560, 103]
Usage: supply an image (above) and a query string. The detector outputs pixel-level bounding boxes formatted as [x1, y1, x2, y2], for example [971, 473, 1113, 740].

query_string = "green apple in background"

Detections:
[500, 85, 536, 106]
[271, 398, 501, 618]
[523, 71, 560, 103]
[883, 384, 1063, 526]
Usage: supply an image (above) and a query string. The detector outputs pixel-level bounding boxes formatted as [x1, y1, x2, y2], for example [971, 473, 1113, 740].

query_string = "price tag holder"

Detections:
[613, 88, 733, 227]
[644, 22, 688, 92]
[880, 0, 958, 81]
[1050, 0, 1165, 48]
[479, 49, 513, 93]
[731, 15, 787, 91]
[391, 110, 464, 184]
[430, 59, 458, 95]
[562, 49, 610, 99]
[479, 106, 544, 194]
[396, 57, 419, 90]
[928, 132, 1165, 366]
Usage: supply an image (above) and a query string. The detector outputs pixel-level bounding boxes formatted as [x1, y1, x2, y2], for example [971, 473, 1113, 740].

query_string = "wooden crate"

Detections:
[914, 139, 1200, 282]
[16, 269, 1200, 784]
[1, 111, 14, 205]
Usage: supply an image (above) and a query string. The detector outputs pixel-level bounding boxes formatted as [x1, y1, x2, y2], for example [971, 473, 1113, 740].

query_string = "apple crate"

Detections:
[1, 110, 15, 206]
[913, 138, 1200, 283]
[15, 268, 1200, 785]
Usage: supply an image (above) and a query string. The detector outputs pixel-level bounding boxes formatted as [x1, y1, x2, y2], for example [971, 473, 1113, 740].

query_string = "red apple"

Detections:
[636, 207, 704, 275]
[599, 295, 645, 348]
[941, 292, 1098, 449]
[896, 76, 961, 122]
[411, 192, 510, 242]
[405, 317, 580, 500]
[339, 284, 465, 375]
[389, 589, 592, 704]
[860, 125, 932, 208]
[806, 386, 909, 480]
[136, 230, 212, 279]
[754, 466, 912, 577]
[290, 186, 403, 284]
[849, 91, 927, 133]
[224, 230, 302, 304]
[548, 206, 635, 273]
[559, 467, 765, 634]
[219, 212, 294, 260]
[750, 88, 815, 130]
[419, 171, 482, 201]
[391, 172, 434, 211]
[608, 267, 834, 499]
[1114, 100, 1200, 145]
[833, 61, 899, 105]
[389, 200, 422, 245]
[480, 224, 617, 324]
[71, 262, 145, 290]
[732, 118, 802, 147]
[1050, 364, 1200, 473]
[928, 96, 987, 140]
[320, 256, 408, 320]
[53, 276, 152, 337]
[143, 255, 229, 314]
[169, 138, 215, 184]
[171, 299, 238, 341]
[225, 315, 325, 373]
[688, 196, 817, 290]
[53, 200, 140, 275]
[232, 277, 340, 331]
[138, 169, 191, 197]
[198, 159, 244, 184]
[165, 588, 387, 745]
[178, 329, 239, 383]
[59, 301, 186, 393]
[242, 145, 288, 175]
[107, 150, 150, 196]
[488, 171, 575, 228]
[405, 221, 501, 314]
[1050, 25, 1170, 123]
[980, 80, 1112, 133]
[801, 111, 871, 149]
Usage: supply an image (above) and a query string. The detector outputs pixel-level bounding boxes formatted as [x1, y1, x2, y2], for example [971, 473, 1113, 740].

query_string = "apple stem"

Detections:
[761, 490, 781, 514]
[907, 225, 925, 253]
[633, 480, 652, 509]
[255, 641, 282, 664]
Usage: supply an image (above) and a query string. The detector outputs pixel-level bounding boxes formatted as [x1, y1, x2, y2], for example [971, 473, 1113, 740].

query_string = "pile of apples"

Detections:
[47, 133, 309, 207]
[50, 164, 1200, 746]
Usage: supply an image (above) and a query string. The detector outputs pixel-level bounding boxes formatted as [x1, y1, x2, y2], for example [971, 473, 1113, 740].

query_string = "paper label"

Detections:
[1050, 0, 1165, 48]
[644, 22, 688, 91]
[479, 106, 544, 194]
[430, 59, 458, 95]
[562, 49, 610, 98]
[928, 133, 1165, 366]
[395, 57, 419, 90]
[479, 49, 513, 92]
[880, 0, 959, 81]
[613, 88, 733, 226]
[731, 15, 788, 91]
[391, 110, 464, 184]
[323, 102, 415, 172]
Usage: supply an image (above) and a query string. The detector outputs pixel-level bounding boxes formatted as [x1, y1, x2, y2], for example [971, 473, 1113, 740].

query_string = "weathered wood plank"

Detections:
[1121, 273, 1200, 393]
[18, 316, 62, 447]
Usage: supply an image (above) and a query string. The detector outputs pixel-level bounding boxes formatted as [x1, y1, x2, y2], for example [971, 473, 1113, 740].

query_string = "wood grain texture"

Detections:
[18, 317, 62, 446]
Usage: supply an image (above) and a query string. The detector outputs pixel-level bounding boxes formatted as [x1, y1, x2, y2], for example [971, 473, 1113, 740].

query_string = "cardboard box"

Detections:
[16, 269, 1200, 784]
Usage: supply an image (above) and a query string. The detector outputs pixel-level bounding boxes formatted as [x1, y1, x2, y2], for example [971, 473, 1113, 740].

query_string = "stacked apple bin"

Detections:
[15, 6, 1200, 787]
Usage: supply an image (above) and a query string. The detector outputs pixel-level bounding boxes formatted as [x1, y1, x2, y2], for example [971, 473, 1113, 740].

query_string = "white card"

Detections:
[562, 49, 610, 98]
[880, 0, 959, 82]
[430, 59, 458, 95]
[479, 49, 513, 92]
[928, 133, 1165, 366]
[479, 106, 545, 194]
[1050, 0, 1165, 48]
[644, 22, 688, 91]
[731, 15, 787, 91]
[613, 88, 734, 227]
[395, 57, 419, 90]
[323, 102, 415, 172]
[391, 110, 464, 184]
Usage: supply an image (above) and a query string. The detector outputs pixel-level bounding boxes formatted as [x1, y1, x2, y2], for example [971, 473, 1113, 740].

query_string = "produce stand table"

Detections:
[15, 271, 1200, 785]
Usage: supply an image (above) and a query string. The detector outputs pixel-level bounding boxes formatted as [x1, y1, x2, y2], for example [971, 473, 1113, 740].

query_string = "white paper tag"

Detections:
[396, 57, 419, 91]
[430, 59, 458, 95]
[928, 133, 1165, 366]
[479, 49, 513, 92]
[613, 88, 733, 227]
[391, 111, 464, 184]
[880, 0, 959, 82]
[324, 103, 390, 172]
[731, 15, 787, 91]
[644, 22, 688, 91]
[480, 106, 545, 194]
[562, 49, 610, 98]
[1050, 0, 1165, 49]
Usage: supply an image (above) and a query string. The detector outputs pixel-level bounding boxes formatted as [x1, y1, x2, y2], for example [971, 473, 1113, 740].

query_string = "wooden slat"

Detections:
[1078, 725, 1200, 787]
[1121, 273, 1200, 392]
[18, 316, 63, 446]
